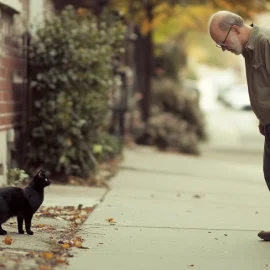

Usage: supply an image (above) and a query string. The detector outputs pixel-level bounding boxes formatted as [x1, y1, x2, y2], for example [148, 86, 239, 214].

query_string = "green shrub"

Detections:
[151, 77, 207, 141]
[133, 77, 207, 154]
[26, 6, 126, 179]
[93, 132, 123, 163]
[7, 168, 29, 187]
[137, 113, 199, 154]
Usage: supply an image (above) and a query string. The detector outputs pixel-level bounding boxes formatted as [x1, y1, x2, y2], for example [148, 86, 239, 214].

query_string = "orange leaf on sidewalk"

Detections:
[3, 235, 13, 245]
[62, 243, 70, 249]
[42, 252, 54, 260]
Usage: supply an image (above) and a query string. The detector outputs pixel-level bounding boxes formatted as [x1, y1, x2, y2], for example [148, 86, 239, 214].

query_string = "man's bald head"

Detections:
[208, 11, 244, 39]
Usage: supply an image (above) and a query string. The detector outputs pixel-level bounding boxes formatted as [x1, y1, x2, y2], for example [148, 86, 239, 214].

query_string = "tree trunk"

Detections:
[134, 5, 154, 123]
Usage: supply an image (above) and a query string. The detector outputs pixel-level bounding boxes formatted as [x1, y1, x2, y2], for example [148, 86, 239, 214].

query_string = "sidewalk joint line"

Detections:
[82, 224, 261, 232]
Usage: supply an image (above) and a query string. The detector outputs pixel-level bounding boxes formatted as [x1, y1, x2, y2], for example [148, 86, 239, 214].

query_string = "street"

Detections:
[201, 104, 264, 165]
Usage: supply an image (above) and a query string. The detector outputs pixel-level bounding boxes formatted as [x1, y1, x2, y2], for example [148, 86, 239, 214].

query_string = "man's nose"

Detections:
[222, 46, 229, 52]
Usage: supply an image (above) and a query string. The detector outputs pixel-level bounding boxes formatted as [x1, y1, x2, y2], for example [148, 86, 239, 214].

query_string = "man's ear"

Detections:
[232, 25, 240, 35]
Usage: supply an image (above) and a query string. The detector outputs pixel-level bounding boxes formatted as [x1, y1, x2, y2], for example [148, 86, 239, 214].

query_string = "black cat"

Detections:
[0, 169, 50, 235]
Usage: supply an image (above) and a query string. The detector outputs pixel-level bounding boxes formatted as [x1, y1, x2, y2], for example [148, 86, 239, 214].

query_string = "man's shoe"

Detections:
[258, 231, 270, 241]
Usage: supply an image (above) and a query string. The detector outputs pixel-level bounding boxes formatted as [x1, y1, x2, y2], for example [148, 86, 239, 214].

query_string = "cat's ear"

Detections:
[37, 169, 43, 177]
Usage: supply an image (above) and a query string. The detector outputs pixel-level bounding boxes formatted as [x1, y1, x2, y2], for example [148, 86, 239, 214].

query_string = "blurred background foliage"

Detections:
[102, 0, 267, 153]
[24, 0, 270, 182]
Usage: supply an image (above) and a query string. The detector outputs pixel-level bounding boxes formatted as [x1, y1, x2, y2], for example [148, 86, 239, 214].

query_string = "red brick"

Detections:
[0, 112, 23, 127]
[0, 102, 22, 114]
[0, 114, 10, 126]
[2, 57, 25, 70]
[5, 47, 20, 58]
[0, 92, 4, 101]
[0, 80, 13, 91]
[0, 67, 5, 78]
[2, 91, 13, 102]
[0, 68, 12, 81]
[0, 0, 29, 130]
[0, 103, 6, 114]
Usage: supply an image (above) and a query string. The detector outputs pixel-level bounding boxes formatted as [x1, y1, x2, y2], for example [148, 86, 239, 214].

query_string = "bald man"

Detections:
[208, 11, 270, 241]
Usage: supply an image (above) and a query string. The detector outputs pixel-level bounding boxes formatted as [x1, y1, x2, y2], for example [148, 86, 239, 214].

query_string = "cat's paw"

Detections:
[26, 230, 34, 235]
[18, 230, 24, 234]
[0, 230, 7, 235]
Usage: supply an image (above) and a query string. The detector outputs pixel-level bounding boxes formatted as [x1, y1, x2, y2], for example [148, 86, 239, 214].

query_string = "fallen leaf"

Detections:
[42, 252, 54, 260]
[80, 211, 88, 216]
[62, 243, 70, 249]
[37, 206, 93, 222]
[54, 216, 64, 221]
[75, 240, 82, 248]
[85, 207, 93, 213]
[56, 256, 69, 265]
[3, 235, 13, 245]
[106, 218, 116, 224]
[26, 251, 36, 257]
[75, 219, 82, 225]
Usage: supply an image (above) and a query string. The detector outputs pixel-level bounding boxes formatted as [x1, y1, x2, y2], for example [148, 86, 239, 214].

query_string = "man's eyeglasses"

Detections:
[216, 25, 233, 49]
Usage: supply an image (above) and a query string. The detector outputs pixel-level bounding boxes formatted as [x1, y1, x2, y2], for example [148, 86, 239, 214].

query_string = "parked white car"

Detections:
[218, 84, 251, 111]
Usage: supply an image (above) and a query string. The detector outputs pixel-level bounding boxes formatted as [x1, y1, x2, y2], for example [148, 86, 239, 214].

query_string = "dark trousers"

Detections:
[264, 124, 270, 190]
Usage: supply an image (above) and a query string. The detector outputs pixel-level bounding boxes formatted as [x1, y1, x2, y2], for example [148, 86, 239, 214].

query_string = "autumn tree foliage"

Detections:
[104, 0, 269, 122]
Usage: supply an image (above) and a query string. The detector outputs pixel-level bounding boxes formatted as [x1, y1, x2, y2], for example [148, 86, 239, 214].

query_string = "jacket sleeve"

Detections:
[260, 36, 270, 75]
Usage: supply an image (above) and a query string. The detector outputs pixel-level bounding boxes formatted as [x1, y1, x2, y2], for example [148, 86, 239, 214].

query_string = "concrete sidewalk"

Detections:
[66, 146, 270, 270]
[0, 184, 107, 270]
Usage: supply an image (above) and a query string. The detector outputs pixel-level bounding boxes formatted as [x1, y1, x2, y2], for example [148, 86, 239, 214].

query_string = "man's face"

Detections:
[212, 25, 243, 55]
[225, 32, 243, 55]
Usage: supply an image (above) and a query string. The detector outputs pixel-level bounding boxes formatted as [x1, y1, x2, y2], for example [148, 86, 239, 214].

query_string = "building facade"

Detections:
[0, 0, 55, 185]
[0, 0, 29, 185]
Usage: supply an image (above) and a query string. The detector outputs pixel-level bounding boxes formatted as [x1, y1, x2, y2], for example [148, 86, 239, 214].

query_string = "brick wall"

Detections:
[0, 0, 29, 184]
[0, 0, 29, 132]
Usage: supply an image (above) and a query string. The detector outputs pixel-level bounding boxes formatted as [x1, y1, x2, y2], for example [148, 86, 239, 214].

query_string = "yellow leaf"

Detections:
[106, 218, 116, 224]
[42, 252, 54, 260]
[56, 256, 69, 265]
[141, 18, 152, 36]
[75, 240, 82, 248]
[62, 243, 70, 249]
